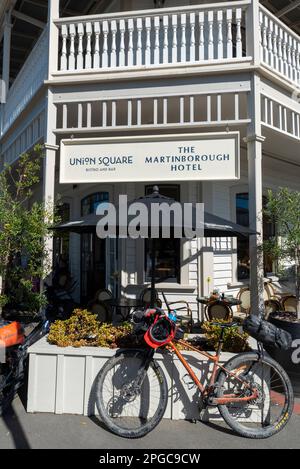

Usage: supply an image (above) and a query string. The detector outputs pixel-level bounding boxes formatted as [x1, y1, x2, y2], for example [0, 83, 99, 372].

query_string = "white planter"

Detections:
[27, 336, 235, 420]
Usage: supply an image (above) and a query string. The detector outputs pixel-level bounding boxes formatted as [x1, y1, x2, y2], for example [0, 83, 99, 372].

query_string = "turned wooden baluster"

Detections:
[273, 23, 279, 72]
[145, 17, 151, 66]
[190, 12, 195, 62]
[128, 18, 134, 66]
[60, 24, 68, 70]
[278, 28, 284, 74]
[154, 16, 160, 64]
[85, 22, 92, 69]
[267, 17, 274, 68]
[93, 22, 100, 68]
[172, 14, 178, 63]
[163, 15, 169, 64]
[119, 19, 125, 67]
[136, 18, 143, 66]
[226, 9, 233, 59]
[199, 11, 204, 61]
[69, 23, 76, 71]
[208, 11, 214, 60]
[111, 20, 117, 68]
[217, 10, 223, 60]
[102, 20, 109, 68]
[77, 23, 84, 70]
[236, 8, 242, 58]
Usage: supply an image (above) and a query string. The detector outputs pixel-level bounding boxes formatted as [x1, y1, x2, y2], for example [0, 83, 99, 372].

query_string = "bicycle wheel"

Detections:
[216, 352, 294, 439]
[95, 349, 168, 438]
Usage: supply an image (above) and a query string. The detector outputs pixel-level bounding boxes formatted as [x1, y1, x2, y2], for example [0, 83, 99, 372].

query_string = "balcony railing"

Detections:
[259, 5, 300, 87]
[2, 1, 300, 139]
[1, 28, 49, 135]
[54, 1, 251, 73]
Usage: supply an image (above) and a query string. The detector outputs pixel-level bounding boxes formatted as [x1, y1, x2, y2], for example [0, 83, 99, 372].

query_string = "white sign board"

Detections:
[59, 132, 240, 184]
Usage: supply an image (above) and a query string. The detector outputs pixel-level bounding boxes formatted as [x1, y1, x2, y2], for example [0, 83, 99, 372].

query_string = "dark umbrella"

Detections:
[53, 186, 256, 307]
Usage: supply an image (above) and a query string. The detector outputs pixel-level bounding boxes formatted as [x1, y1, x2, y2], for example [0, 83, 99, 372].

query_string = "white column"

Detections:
[43, 88, 58, 279]
[245, 73, 265, 317]
[48, 0, 60, 78]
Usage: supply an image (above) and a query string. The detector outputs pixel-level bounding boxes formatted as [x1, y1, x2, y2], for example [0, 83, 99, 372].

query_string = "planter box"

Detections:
[27, 336, 235, 420]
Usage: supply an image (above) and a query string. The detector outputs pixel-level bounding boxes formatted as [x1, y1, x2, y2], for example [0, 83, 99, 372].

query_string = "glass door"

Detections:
[106, 238, 119, 297]
[81, 233, 106, 304]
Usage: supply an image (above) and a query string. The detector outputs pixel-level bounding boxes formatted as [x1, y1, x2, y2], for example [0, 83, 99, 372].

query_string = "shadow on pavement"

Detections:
[2, 403, 31, 449]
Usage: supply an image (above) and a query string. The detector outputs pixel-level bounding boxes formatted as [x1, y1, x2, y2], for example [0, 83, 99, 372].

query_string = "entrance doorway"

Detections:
[81, 233, 106, 304]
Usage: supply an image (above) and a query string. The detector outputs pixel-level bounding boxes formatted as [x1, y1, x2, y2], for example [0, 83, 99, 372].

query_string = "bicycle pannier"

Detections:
[243, 315, 292, 350]
[0, 320, 24, 348]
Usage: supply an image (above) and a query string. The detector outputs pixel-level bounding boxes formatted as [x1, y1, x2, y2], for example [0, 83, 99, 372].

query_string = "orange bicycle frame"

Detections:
[168, 340, 259, 405]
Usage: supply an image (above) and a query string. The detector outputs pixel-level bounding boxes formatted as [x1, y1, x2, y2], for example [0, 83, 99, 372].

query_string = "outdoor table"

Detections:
[197, 296, 242, 321]
[104, 298, 143, 323]
[197, 296, 242, 307]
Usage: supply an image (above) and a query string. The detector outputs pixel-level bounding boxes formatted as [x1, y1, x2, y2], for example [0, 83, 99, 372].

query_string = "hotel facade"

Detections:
[1, 0, 300, 319]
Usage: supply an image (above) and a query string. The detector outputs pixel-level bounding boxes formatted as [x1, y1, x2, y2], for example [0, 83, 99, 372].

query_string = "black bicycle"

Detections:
[0, 316, 50, 415]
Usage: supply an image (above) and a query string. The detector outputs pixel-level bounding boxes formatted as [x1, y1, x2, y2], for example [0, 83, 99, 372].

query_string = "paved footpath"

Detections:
[0, 396, 299, 449]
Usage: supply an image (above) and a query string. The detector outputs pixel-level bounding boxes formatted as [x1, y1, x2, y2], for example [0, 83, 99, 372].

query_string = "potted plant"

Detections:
[263, 187, 300, 376]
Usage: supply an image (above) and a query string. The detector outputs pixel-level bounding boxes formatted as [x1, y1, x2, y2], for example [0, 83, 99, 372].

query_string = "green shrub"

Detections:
[202, 319, 250, 353]
[48, 309, 133, 348]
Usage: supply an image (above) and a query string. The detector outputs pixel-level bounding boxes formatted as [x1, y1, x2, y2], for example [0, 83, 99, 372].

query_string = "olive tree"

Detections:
[0, 145, 56, 314]
[264, 187, 300, 319]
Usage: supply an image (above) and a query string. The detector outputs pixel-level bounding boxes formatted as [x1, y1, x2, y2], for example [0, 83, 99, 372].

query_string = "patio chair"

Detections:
[87, 300, 112, 323]
[95, 288, 113, 302]
[236, 287, 251, 315]
[205, 302, 232, 321]
[237, 286, 269, 316]
[163, 298, 193, 332]
[139, 288, 162, 308]
[264, 299, 281, 319]
[265, 281, 294, 308]
[282, 295, 297, 313]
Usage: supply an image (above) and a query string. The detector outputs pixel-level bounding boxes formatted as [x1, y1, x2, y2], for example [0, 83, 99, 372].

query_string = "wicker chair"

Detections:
[237, 288, 251, 315]
[205, 302, 232, 321]
[282, 295, 297, 313]
[264, 281, 293, 306]
[95, 288, 113, 302]
[237, 286, 270, 316]
[139, 288, 162, 308]
[87, 300, 112, 323]
[264, 299, 281, 319]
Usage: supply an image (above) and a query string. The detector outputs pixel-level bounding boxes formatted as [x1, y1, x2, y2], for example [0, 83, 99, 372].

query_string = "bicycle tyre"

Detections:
[216, 351, 294, 439]
[95, 349, 168, 438]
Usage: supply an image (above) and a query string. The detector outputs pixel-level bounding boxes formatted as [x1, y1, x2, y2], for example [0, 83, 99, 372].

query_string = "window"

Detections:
[144, 185, 181, 283]
[236, 193, 275, 280]
[81, 192, 109, 216]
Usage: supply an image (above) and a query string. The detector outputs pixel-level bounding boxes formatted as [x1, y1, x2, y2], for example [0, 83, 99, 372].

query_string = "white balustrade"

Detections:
[55, 2, 250, 73]
[2, 28, 48, 135]
[259, 5, 300, 86]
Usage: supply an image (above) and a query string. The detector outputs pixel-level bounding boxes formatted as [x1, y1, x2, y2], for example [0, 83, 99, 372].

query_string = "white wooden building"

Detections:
[0, 0, 300, 319]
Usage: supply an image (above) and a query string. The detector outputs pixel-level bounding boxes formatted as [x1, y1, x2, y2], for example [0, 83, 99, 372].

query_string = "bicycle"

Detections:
[94, 293, 294, 439]
[0, 315, 50, 415]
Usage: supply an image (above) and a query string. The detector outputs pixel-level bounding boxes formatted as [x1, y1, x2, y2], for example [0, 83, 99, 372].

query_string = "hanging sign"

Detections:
[59, 132, 240, 184]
